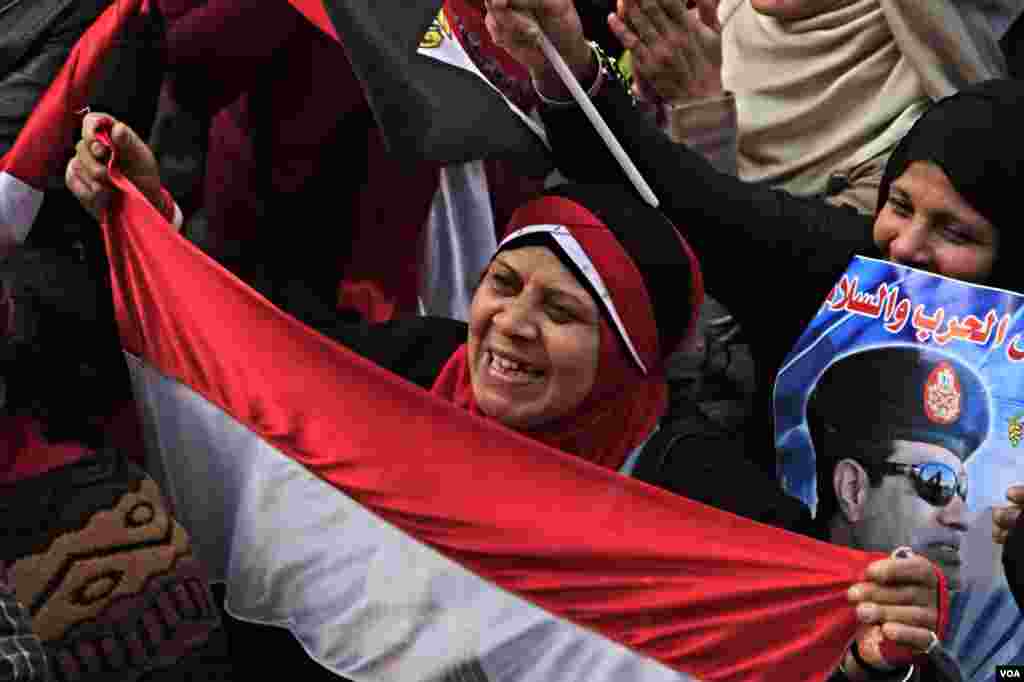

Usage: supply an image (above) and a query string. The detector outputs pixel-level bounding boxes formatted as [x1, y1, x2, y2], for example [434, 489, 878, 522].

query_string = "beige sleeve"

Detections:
[665, 93, 738, 176]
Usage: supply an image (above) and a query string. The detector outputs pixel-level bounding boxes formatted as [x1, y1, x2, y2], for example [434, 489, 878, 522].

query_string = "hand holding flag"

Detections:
[67, 114, 159, 219]
[484, 0, 594, 89]
[0, 0, 163, 250]
[847, 554, 945, 673]
[484, 0, 660, 205]
[66, 113, 166, 222]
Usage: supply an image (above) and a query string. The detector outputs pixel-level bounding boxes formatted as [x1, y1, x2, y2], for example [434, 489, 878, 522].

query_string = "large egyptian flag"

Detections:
[87, 128, 945, 681]
[0, 0, 162, 253]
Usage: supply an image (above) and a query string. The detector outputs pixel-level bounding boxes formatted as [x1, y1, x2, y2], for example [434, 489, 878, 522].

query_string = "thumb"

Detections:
[108, 121, 160, 193]
[109, 121, 152, 172]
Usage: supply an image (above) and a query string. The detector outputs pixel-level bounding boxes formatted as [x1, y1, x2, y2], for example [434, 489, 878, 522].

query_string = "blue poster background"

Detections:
[775, 256, 1024, 681]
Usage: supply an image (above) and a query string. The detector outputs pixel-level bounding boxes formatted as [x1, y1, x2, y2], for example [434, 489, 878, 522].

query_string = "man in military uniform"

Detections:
[806, 346, 988, 592]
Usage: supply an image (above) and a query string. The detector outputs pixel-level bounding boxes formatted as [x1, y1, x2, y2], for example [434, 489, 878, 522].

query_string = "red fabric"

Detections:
[163, 0, 441, 321]
[505, 196, 663, 367]
[0, 416, 90, 485]
[336, 281, 397, 323]
[194, 18, 365, 252]
[163, 0, 313, 111]
[431, 195, 666, 472]
[444, 0, 537, 112]
[0, 0, 147, 187]
[507, 197, 706, 358]
[96, 159, 888, 681]
[337, 126, 441, 321]
[283, 0, 338, 41]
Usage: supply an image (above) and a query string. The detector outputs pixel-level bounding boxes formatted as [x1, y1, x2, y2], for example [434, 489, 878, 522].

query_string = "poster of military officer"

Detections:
[776, 256, 1024, 680]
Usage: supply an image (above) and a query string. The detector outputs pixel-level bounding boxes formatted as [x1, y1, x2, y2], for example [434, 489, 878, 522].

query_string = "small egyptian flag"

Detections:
[287, 0, 549, 169]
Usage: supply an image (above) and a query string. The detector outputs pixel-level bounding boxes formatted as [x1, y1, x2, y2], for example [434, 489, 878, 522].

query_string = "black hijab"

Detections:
[877, 79, 1024, 291]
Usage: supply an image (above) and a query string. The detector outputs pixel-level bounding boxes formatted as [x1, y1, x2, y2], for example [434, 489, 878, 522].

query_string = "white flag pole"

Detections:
[533, 30, 660, 208]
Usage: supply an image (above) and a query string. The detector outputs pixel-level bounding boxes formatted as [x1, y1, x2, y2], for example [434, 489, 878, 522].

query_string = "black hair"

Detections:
[806, 405, 895, 537]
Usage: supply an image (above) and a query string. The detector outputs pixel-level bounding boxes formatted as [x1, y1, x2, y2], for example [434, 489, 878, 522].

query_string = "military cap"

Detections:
[806, 346, 990, 461]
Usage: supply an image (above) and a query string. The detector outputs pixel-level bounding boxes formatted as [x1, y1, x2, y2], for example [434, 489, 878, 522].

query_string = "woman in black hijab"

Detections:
[485, 0, 1024, 479]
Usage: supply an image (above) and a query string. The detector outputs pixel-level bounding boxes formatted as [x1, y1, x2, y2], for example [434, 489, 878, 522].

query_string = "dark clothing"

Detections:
[537, 75, 878, 478]
[1003, 12, 1024, 80]
[0, 582, 49, 682]
[1005, 510, 1024, 612]
[0, 0, 109, 157]
[0, 0, 164, 450]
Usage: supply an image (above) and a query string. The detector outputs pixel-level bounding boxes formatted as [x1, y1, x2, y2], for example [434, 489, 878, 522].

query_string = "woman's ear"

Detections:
[833, 459, 871, 523]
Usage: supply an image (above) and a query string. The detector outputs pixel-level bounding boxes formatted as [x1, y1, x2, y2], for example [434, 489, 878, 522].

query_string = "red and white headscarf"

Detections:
[432, 185, 704, 471]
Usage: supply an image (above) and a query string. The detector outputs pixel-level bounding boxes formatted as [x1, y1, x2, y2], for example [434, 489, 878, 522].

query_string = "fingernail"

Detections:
[848, 586, 863, 601]
[857, 604, 878, 622]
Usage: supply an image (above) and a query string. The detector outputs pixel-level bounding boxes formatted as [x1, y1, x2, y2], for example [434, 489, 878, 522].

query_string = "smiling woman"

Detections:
[467, 246, 602, 430]
[431, 183, 702, 472]
[874, 162, 997, 283]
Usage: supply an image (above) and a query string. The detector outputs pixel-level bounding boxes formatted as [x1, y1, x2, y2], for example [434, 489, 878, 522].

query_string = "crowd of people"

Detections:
[3, 0, 1024, 680]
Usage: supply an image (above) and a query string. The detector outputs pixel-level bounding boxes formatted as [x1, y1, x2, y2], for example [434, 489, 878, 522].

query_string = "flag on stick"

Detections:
[288, 0, 550, 169]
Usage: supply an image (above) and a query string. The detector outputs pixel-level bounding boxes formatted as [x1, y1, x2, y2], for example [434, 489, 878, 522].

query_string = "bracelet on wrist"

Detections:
[532, 41, 632, 107]
[533, 41, 603, 106]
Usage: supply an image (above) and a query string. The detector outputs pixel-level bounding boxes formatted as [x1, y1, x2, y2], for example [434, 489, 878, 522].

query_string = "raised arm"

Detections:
[485, 0, 874, 338]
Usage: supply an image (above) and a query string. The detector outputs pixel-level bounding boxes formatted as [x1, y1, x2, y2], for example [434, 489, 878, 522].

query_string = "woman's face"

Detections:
[874, 161, 998, 283]
[468, 246, 601, 430]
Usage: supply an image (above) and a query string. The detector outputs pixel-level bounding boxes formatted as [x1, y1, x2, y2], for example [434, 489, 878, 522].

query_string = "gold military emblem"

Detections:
[420, 9, 452, 49]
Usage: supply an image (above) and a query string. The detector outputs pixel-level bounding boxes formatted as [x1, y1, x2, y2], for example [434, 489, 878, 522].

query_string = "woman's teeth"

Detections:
[489, 352, 542, 377]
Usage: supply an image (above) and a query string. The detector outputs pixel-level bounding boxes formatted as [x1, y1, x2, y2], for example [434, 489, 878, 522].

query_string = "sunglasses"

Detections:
[882, 461, 968, 507]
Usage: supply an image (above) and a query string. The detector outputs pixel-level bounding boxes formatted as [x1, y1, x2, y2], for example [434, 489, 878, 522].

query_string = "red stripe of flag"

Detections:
[286, 0, 339, 41]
